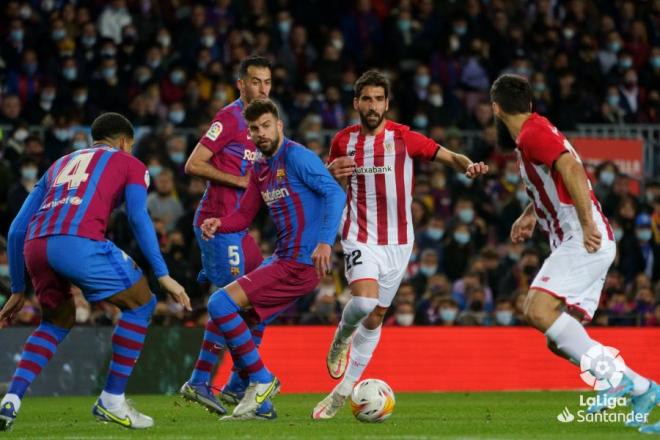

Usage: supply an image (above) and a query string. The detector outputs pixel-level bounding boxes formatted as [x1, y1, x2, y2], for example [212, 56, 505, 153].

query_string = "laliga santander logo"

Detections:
[579, 345, 626, 391]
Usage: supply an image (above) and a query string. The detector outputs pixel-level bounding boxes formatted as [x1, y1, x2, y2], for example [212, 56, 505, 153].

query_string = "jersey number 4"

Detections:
[54, 152, 94, 189]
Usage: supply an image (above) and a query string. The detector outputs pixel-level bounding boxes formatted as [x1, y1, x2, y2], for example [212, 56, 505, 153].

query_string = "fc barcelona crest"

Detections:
[276, 168, 286, 180]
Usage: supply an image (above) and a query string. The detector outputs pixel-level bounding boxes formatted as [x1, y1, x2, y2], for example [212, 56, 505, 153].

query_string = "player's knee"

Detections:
[364, 306, 387, 329]
[207, 289, 241, 318]
[124, 294, 156, 321]
[352, 296, 379, 318]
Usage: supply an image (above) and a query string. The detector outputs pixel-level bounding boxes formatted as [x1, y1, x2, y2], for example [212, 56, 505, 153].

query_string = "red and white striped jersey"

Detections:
[329, 120, 439, 245]
[516, 113, 613, 250]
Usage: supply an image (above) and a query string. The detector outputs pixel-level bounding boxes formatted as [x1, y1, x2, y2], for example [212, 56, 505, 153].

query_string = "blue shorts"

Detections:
[194, 227, 263, 287]
[24, 235, 143, 308]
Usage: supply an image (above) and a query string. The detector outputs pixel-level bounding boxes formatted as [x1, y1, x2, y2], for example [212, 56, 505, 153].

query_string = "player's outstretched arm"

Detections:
[434, 148, 488, 178]
[185, 143, 250, 188]
[555, 153, 601, 253]
[215, 172, 263, 234]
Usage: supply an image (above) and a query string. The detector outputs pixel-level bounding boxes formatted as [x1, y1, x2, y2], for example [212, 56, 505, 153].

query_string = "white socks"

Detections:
[1, 393, 21, 412]
[625, 367, 651, 396]
[545, 312, 599, 363]
[545, 312, 651, 395]
[100, 391, 126, 409]
[337, 324, 382, 396]
[336, 297, 379, 342]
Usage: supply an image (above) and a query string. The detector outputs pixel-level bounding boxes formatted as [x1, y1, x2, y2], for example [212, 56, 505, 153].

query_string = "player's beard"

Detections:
[495, 118, 517, 151]
[359, 109, 385, 131]
[256, 133, 280, 157]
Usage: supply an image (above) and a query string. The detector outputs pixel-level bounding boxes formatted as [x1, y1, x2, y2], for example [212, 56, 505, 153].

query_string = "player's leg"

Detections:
[46, 236, 157, 429]
[326, 241, 380, 379]
[526, 241, 657, 425]
[217, 233, 266, 405]
[0, 294, 74, 430]
[314, 244, 410, 420]
[0, 237, 74, 431]
[88, 276, 156, 428]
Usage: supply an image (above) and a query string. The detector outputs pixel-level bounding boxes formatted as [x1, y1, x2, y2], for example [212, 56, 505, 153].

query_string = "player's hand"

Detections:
[582, 221, 602, 253]
[201, 218, 221, 240]
[312, 243, 333, 278]
[327, 156, 355, 179]
[465, 162, 489, 178]
[158, 276, 192, 311]
[0, 293, 26, 327]
[237, 171, 251, 189]
[511, 213, 537, 243]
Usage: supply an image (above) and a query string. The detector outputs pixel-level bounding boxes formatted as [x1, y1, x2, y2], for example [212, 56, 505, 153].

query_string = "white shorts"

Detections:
[341, 239, 413, 308]
[531, 236, 616, 322]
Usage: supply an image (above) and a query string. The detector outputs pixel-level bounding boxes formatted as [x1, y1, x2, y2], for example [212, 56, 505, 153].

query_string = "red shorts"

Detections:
[237, 257, 320, 320]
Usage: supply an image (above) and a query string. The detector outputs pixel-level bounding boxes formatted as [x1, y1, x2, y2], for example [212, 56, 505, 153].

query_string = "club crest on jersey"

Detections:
[231, 266, 240, 276]
[276, 168, 286, 180]
[385, 141, 395, 152]
[206, 121, 223, 141]
[261, 187, 290, 205]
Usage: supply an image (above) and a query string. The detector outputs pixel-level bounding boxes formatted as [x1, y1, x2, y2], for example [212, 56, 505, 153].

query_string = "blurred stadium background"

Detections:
[0, 0, 659, 397]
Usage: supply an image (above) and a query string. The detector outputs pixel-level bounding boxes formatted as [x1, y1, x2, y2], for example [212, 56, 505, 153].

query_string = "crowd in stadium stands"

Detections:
[0, 0, 658, 328]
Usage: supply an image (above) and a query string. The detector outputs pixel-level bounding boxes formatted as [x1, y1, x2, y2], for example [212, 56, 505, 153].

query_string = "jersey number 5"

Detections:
[54, 152, 94, 189]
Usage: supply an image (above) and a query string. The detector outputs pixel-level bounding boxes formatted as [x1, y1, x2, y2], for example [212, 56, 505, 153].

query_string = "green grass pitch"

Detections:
[3, 392, 657, 439]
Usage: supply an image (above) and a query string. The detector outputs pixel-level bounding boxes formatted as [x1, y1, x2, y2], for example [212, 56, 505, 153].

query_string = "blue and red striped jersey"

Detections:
[217, 139, 346, 265]
[194, 99, 257, 227]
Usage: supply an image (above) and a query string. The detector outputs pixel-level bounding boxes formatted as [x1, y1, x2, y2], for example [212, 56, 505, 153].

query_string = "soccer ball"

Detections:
[349, 379, 396, 422]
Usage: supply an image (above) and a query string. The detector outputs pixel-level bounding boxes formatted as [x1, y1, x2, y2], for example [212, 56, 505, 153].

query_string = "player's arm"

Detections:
[0, 176, 47, 323]
[290, 149, 347, 276]
[554, 153, 601, 253]
[433, 148, 488, 178]
[511, 202, 537, 243]
[203, 172, 262, 237]
[124, 183, 191, 310]
[184, 143, 249, 189]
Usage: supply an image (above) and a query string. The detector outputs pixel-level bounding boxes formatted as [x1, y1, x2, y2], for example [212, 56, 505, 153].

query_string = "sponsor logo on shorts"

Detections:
[261, 187, 290, 205]
[541, 276, 550, 282]
[354, 165, 393, 175]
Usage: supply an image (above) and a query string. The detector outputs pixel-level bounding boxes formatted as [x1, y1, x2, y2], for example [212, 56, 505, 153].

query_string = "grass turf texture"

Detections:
[3, 392, 657, 439]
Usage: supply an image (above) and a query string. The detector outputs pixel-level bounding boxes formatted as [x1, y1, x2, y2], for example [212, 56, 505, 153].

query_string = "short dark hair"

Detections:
[243, 98, 279, 122]
[238, 55, 272, 78]
[354, 69, 390, 99]
[490, 74, 532, 114]
[91, 112, 134, 141]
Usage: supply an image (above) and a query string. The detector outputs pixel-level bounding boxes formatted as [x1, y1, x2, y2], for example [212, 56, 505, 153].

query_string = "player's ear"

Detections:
[277, 119, 283, 133]
[353, 97, 358, 111]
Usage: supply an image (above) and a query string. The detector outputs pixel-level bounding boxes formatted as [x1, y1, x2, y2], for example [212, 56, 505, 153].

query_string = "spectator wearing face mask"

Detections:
[165, 135, 188, 178]
[493, 298, 516, 326]
[443, 223, 476, 281]
[619, 214, 659, 282]
[497, 182, 528, 242]
[409, 248, 440, 296]
[448, 197, 487, 248]
[7, 157, 39, 220]
[456, 286, 487, 325]
[161, 66, 187, 105]
[432, 297, 459, 326]
[417, 216, 446, 259]
[147, 168, 184, 233]
[593, 161, 619, 203]
[384, 300, 416, 327]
